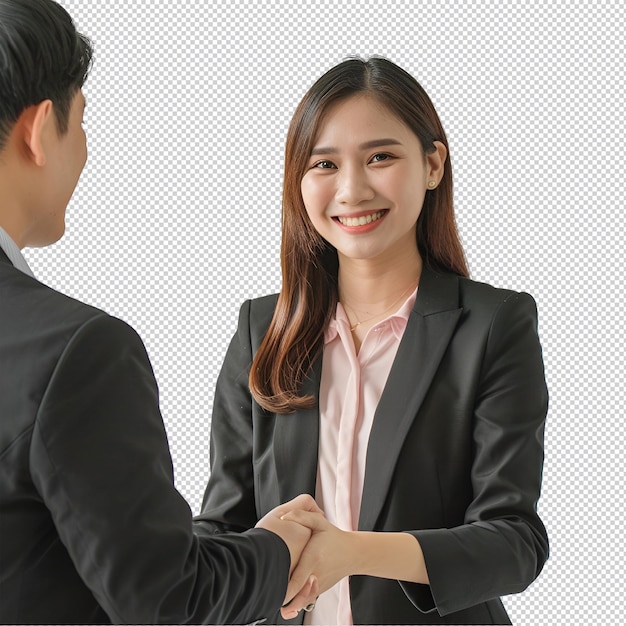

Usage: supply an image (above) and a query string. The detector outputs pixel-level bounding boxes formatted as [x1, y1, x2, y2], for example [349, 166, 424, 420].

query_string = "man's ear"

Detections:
[19, 100, 54, 167]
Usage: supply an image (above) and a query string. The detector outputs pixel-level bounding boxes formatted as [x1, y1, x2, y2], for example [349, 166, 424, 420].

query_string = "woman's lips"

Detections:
[333, 209, 388, 229]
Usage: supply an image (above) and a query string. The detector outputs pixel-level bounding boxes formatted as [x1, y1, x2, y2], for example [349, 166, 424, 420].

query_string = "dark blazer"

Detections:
[197, 266, 549, 625]
[0, 247, 291, 625]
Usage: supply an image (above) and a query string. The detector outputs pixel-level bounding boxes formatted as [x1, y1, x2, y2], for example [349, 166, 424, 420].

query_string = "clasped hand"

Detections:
[255, 494, 354, 620]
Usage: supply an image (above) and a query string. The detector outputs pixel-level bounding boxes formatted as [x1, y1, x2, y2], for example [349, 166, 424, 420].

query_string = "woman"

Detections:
[196, 57, 548, 625]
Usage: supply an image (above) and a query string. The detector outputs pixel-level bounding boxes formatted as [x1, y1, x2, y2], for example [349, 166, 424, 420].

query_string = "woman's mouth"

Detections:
[334, 210, 388, 227]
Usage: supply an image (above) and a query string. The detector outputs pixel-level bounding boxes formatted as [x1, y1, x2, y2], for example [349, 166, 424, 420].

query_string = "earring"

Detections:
[428, 180, 436, 188]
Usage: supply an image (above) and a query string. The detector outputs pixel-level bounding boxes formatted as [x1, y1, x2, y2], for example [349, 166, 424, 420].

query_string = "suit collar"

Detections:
[0, 246, 10, 265]
[0, 227, 35, 277]
[413, 265, 462, 316]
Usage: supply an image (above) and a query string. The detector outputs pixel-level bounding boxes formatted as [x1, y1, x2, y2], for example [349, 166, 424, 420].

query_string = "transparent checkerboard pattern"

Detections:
[23, 2, 625, 624]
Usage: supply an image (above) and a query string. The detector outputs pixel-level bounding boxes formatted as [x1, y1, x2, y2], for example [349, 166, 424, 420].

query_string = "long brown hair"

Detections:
[250, 57, 468, 414]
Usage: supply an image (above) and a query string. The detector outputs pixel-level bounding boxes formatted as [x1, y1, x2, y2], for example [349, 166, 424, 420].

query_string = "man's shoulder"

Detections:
[0, 268, 146, 456]
[1, 261, 108, 330]
[0, 264, 145, 391]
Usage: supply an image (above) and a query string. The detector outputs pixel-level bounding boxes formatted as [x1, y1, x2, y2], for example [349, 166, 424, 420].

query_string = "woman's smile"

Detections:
[333, 209, 388, 230]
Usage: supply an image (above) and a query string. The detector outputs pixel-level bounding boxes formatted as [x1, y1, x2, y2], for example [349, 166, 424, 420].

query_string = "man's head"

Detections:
[0, 0, 92, 149]
[0, 0, 92, 248]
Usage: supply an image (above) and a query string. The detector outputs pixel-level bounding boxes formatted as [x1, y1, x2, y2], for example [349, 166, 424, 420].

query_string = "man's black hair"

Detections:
[0, 0, 93, 149]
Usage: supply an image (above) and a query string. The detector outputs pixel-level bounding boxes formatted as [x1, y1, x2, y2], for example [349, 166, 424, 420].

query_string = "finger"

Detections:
[302, 496, 324, 514]
[280, 509, 326, 530]
[263, 494, 320, 523]
[283, 544, 317, 607]
[281, 575, 318, 620]
[280, 575, 314, 620]
[286, 494, 324, 514]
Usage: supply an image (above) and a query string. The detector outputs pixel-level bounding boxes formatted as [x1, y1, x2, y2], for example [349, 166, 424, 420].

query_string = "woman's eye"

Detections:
[313, 160, 336, 169]
[370, 153, 391, 163]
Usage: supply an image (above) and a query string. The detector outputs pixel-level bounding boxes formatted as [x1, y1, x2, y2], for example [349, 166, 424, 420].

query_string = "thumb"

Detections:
[281, 575, 318, 620]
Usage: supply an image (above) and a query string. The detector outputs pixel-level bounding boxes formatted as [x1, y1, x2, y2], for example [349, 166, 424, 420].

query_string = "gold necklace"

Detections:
[342, 283, 416, 332]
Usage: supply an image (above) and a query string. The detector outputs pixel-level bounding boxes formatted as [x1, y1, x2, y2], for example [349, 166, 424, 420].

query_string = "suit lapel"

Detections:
[0, 247, 10, 265]
[358, 268, 463, 531]
[273, 355, 322, 503]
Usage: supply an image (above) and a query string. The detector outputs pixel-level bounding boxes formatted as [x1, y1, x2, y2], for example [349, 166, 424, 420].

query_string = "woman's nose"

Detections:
[335, 166, 375, 205]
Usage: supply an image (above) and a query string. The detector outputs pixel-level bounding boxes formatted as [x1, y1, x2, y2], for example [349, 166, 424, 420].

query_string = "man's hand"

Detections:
[255, 495, 322, 615]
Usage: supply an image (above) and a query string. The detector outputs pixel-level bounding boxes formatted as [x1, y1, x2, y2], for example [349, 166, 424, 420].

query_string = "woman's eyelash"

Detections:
[313, 160, 336, 169]
[370, 152, 392, 162]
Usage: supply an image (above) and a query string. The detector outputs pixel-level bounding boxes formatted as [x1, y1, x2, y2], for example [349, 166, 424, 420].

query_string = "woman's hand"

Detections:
[279, 509, 429, 619]
[279, 510, 358, 619]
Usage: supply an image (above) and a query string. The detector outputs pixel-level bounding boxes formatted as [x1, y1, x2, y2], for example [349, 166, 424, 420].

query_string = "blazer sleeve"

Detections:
[402, 291, 549, 616]
[195, 299, 259, 533]
[29, 313, 290, 625]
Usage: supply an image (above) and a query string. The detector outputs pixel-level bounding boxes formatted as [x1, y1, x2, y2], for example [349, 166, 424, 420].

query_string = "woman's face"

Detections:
[300, 94, 445, 266]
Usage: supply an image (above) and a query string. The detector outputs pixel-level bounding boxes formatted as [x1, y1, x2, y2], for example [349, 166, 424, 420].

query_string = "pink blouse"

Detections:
[305, 288, 418, 625]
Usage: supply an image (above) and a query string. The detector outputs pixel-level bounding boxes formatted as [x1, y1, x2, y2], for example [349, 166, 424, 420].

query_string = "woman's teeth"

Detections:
[337, 211, 385, 227]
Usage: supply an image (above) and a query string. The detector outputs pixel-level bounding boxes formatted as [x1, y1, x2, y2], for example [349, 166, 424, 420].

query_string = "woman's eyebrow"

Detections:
[358, 138, 402, 150]
[310, 138, 402, 156]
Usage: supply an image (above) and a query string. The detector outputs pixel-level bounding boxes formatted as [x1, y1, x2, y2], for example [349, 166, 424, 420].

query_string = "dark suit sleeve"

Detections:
[195, 299, 259, 533]
[404, 292, 549, 616]
[29, 313, 290, 624]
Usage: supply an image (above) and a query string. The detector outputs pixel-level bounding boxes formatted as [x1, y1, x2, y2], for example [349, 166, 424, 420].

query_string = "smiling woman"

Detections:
[300, 95, 445, 275]
[197, 56, 549, 626]
[251, 57, 467, 411]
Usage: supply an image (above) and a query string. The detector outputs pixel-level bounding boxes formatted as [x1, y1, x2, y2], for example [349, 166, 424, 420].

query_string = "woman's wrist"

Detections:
[347, 530, 429, 584]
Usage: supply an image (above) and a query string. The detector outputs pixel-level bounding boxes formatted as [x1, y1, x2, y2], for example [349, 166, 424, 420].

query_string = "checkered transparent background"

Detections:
[23, 1, 625, 624]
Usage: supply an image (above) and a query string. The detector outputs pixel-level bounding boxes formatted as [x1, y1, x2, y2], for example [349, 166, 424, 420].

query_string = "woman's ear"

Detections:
[426, 140, 447, 187]
[19, 100, 54, 167]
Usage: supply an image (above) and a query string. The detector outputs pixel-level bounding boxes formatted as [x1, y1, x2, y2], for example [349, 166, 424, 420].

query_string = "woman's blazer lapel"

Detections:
[270, 268, 463, 524]
[359, 268, 463, 531]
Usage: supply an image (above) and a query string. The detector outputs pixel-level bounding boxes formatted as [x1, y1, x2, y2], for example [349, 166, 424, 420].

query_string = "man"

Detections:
[0, 0, 316, 622]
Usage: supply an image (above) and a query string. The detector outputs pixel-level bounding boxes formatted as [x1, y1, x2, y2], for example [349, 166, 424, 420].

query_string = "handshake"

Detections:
[255, 494, 353, 620]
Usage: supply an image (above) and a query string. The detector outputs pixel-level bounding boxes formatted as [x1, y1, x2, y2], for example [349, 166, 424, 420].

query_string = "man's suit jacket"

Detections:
[0, 248, 291, 625]
[197, 266, 549, 625]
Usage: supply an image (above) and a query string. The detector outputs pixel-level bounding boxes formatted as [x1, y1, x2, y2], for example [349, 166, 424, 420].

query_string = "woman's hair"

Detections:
[250, 56, 468, 413]
[0, 0, 93, 150]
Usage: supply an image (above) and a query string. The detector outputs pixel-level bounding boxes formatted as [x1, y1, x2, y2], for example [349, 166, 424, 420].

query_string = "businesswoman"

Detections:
[197, 57, 549, 625]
